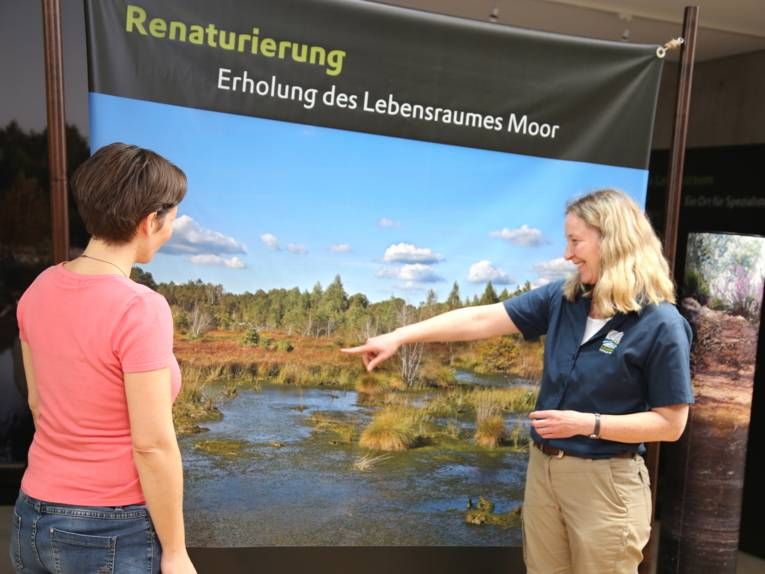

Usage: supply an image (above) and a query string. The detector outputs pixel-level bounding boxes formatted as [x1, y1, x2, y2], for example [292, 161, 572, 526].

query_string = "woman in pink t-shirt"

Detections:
[10, 143, 196, 574]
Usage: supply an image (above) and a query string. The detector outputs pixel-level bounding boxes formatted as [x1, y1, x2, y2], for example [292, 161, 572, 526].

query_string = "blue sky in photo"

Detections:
[90, 93, 649, 303]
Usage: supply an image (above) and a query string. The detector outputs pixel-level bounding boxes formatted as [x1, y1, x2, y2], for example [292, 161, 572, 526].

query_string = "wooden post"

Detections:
[639, 6, 699, 574]
[42, 0, 69, 263]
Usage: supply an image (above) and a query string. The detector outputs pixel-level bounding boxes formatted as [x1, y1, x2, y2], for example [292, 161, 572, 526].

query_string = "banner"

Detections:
[85, 0, 664, 565]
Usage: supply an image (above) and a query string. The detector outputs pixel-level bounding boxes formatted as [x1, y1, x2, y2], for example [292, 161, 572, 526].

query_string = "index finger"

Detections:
[529, 410, 556, 419]
[341, 345, 370, 354]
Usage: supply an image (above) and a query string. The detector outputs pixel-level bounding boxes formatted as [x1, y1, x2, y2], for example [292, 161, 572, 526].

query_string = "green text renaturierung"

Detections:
[125, 4, 346, 77]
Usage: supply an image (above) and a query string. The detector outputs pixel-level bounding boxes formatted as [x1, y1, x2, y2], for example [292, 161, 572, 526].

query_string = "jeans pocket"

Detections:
[51, 529, 116, 574]
[10, 510, 23, 571]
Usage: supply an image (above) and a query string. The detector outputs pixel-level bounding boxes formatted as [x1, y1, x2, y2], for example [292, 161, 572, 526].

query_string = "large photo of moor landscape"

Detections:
[91, 93, 650, 546]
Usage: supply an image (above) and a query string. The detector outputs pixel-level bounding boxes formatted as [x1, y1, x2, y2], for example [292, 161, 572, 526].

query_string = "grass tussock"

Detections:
[424, 386, 537, 421]
[274, 362, 354, 386]
[424, 391, 469, 418]
[193, 438, 251, 459]
[173, 364, 224, 435]
[417, 362, 457, 388]
[308, 412, 357, 444]
[468, 387, 537, 414]
[475, 416, 506, 448]
[450, 337, 544, 382]
[440, 420, 462, 440]
[513, 340, 545, 382]
[355, 374, 390, 396]
[505, 420, 530, 450]
[474, 400, 506, 448]
[359, 407, 431, 451]
[465, 497, 522, 528]
[450, 350, 479, 371]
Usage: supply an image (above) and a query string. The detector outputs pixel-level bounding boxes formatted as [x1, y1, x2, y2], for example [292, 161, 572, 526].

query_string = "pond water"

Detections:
[180, 379, 529, 547]
[454, 369, 514, 387]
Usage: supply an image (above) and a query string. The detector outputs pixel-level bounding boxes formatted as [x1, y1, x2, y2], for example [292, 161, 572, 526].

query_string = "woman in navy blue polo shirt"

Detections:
[343, 188, 692, 574]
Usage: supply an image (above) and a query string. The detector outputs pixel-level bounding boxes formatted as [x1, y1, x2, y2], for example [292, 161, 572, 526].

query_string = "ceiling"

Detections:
[379, 0, 765, 61]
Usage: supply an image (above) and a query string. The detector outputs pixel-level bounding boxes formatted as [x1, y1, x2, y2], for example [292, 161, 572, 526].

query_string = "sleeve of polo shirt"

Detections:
[502, 280, 560, 340]
[644, 314, 695, 407]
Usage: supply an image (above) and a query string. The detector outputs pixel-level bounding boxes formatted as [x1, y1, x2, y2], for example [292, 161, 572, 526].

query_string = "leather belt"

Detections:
[533, 441, 635, 459]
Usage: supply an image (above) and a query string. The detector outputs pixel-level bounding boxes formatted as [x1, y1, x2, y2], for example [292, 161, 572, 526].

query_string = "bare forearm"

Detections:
[598, 411, 684, 443]
[133, 443, 186, 554]
[395, 303, 514, 344]
[531, 406, 688, 443]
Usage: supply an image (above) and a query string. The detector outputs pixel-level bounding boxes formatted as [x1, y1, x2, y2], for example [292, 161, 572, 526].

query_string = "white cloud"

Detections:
[489, 224, 544, 246]
[467, 260, 512, 284]
[377, 263, 443, 283]
[378, 218, 400, 228]
[383, 242, 444, 264]
[399, 281, 428, 291]
[260, 234, 307, 255]
[189, 255, 246, 269]
[533, 257, 576, 281]
[329, 243, 351, 253]
[164, 215, 246, 255]
[530, 277, 551, 289]
[260, 233, 280, 251]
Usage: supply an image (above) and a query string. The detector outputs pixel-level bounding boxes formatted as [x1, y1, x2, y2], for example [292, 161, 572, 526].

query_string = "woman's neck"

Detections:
[67, 239, 137, 277]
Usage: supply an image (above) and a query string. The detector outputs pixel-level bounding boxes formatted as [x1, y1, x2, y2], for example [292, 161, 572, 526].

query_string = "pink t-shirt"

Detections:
[17, 263, 182, 506]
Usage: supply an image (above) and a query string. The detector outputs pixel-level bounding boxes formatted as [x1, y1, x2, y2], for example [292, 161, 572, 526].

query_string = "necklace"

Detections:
[79, 253, 129, 277]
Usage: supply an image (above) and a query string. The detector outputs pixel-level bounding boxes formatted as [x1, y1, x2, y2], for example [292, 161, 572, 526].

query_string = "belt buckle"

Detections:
[555, 449, 565, 459]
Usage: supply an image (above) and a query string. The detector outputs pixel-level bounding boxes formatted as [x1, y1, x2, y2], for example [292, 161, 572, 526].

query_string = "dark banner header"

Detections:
[85, 0, 664, 169]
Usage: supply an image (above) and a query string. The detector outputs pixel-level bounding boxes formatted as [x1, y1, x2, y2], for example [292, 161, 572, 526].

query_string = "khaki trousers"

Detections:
[523, 445, 652, 574]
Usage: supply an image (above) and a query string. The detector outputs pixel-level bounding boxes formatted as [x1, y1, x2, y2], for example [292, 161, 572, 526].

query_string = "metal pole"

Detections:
[42, 0, 69, 263]
[662, 7, 699, 270]
[639, 6, 699, 574]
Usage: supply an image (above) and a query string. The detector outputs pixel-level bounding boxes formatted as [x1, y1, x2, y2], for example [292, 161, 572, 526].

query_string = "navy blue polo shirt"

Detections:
[503, 280, 693, 458]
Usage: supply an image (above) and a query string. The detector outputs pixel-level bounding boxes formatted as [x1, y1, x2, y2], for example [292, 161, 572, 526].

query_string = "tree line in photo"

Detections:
[131, 267, 532, 343]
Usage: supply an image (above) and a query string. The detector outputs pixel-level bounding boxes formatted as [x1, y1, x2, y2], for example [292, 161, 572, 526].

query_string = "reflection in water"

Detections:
[181, 383, 527, 547]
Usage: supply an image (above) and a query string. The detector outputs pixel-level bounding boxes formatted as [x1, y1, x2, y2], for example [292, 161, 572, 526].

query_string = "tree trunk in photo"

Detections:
[659, 408, 749, 573]
[397, 304, 424, 387]
[399, 341, 424, 388]
[658, 294, 761, 574]
[189, 303, 212, 338]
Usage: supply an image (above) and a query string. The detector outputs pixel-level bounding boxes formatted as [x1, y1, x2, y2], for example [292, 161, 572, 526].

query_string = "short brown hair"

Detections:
[71, 142, 187, 244]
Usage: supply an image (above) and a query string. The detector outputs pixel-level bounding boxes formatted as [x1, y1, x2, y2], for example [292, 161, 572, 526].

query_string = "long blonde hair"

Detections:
[563, 189, 675, 316]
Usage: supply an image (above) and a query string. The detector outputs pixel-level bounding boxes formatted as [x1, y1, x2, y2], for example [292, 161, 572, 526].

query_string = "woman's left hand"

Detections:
[529, 410, 593, 439]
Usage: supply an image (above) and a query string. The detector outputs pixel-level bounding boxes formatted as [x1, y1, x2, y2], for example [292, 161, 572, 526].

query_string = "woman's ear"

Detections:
[137, 211, 159, 238]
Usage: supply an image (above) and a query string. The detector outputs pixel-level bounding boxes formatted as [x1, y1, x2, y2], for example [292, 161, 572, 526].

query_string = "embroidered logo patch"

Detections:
[599, 330, 624, 354]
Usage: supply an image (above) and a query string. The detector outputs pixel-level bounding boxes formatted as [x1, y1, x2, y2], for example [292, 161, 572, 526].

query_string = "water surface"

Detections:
[181, 381, 528, 547]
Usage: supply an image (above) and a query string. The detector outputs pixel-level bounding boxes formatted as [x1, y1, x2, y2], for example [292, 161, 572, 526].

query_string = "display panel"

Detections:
[85, 0, 664, 548]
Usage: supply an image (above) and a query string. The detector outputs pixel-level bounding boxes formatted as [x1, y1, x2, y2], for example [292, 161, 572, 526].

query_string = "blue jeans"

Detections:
[9, 491, 161, 573]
